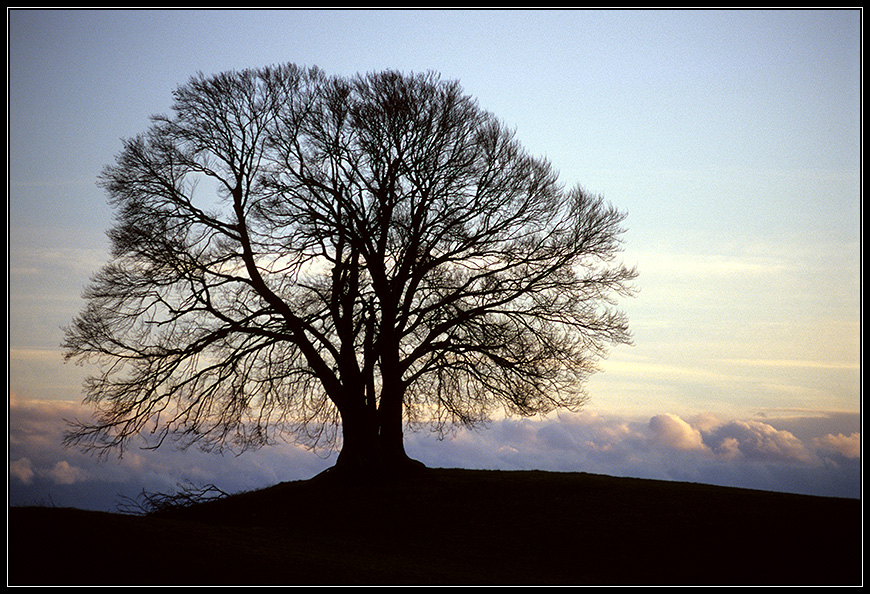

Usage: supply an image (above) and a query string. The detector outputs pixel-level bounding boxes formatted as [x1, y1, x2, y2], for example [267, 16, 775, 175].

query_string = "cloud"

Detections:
[719, 358, 861, 371]
[8, 394, 861, 511]
[409, 410, 860, 499]
[10, 458, 35, 485]
[45, 460, 89, 485]
[8, 456, 88, 487]
[7, 393, 334, 510]
[701, 419, 815, 464]
[649, 413, 705, 451]
[813, 432, 861, 460]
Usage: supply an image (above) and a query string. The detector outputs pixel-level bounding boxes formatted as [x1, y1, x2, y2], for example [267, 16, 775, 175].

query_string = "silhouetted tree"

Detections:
[63, 64, 637, 477]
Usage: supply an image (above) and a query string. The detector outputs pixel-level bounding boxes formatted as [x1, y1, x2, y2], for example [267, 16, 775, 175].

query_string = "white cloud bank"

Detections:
[408, 409, 859, 491]
[8, 394, 860, 512]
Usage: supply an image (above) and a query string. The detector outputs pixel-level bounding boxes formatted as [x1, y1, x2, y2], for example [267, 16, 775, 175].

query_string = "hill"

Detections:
[8, 468, 862, 585]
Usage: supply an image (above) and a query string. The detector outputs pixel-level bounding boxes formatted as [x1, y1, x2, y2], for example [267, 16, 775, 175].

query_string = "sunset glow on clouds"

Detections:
[9, 391, 860, 511]
[9, 10, 860, 511]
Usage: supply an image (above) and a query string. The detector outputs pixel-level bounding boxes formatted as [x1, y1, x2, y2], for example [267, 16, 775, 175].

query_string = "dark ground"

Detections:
[8, 468, 862, 585]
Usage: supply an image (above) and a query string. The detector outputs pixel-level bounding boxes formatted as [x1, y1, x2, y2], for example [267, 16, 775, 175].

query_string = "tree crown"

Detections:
[64, 64, 637, 459]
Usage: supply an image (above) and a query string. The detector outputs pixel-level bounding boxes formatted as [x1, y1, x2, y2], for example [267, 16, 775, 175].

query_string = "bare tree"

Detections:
[63, 64, 637, 477]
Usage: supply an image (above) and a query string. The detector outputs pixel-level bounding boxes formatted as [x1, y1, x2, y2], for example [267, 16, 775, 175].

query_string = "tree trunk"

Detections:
[334, 405, 382, 473]
[327, 396, 424, 482]
[376, 375, 415, 468]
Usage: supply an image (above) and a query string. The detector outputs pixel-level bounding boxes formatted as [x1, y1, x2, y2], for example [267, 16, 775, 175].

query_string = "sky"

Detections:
[8, 9, 862, 511]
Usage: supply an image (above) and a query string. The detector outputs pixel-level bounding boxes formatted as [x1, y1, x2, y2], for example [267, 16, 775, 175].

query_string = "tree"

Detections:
[63, 64, 637, 478]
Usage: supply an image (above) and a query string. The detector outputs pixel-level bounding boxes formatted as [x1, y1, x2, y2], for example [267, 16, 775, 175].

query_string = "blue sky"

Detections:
[8, 9, 862, 509]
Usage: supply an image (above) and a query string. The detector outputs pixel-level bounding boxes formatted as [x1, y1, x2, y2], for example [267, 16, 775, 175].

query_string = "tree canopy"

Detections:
[63, 64, 637, 475]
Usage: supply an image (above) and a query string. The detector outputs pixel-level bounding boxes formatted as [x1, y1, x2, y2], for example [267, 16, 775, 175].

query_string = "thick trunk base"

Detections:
[326, 398, 422, 483]
[315, 447, 427, 484]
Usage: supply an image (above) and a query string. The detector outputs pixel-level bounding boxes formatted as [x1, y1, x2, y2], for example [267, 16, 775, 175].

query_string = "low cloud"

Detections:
[7, 457, 88, 487]
[7, 393, 333, 510]
[8, 394, 861, 511]
[649, 413, 706, 451]
[45, 460, 89, 485]
[408, 410, 860, 499]
[702, 419, 815, 464]
[10, 457, 35, 485]
[812, 432, 861, 460]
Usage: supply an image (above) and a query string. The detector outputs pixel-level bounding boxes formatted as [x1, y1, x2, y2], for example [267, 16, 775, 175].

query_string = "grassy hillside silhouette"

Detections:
[9, 468, 861, 585]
